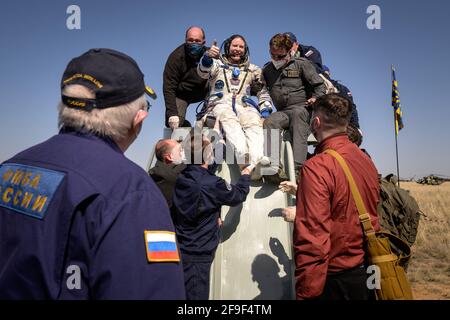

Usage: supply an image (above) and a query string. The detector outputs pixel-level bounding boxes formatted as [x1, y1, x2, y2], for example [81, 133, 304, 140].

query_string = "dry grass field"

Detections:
[400, 182, 450, 300]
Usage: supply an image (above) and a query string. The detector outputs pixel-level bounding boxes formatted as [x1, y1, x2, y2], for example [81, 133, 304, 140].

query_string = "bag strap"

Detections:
[324, 149, 376, 236]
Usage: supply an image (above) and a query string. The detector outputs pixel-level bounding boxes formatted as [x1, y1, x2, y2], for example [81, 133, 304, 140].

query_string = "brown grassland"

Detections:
[401, 182, 450, 300]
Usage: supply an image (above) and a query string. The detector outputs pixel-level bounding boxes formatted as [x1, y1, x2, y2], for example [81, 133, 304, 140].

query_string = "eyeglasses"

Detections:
[143, 100, 151, 112]
[270, 52, 289, 60]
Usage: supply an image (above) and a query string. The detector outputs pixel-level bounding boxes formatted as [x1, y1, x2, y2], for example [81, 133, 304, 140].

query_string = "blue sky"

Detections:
[1, 0, 449, 179]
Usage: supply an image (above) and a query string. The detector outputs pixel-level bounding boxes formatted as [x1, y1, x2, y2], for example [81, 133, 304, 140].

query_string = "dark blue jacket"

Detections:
[0, 128, 185, 299]
[173, 165, 250, 261]
[329, 79, 360, 128]
[299, 44, 324, 74]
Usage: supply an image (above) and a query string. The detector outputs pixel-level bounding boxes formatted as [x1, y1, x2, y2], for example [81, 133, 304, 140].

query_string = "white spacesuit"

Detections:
[197, 36, 273, 167]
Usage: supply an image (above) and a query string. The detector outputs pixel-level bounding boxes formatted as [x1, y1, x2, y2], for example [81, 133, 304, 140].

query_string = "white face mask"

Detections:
[272, 59, 287, 70]
[170, 146, 185, 165]
[171, 157, 183, 165]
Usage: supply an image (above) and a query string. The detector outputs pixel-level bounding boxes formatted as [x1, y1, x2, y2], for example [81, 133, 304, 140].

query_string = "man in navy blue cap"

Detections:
[0, 48, 185, 299]
[285, 32, 324, 74]
[322, 65, 361, 131]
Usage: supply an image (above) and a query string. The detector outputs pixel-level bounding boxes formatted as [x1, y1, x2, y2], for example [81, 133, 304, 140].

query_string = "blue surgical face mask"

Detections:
[186, 43, 205, 58]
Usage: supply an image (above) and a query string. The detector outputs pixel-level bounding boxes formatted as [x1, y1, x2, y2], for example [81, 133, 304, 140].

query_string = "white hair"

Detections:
[58, 84, 146, 141]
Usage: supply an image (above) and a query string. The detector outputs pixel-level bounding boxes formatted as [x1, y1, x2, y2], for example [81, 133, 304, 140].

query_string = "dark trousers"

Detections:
[264, 105, 311, 170]
[175, 98, 192, 127]
[183, 260, 212, 300]
[319, 264, 372, 300]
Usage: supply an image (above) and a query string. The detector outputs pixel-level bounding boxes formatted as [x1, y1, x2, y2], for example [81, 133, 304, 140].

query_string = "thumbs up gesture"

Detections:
[207, 39, 220, 58]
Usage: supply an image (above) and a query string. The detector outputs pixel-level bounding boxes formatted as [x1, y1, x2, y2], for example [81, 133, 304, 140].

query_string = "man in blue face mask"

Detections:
[163, 26, 210, 129]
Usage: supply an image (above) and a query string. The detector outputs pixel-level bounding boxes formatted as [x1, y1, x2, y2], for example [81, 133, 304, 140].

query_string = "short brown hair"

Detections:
[269, 33, 293, 51]
[312, 93, 352, 129]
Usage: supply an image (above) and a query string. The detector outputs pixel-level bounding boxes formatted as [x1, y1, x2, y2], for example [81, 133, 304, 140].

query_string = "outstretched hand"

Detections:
[241, 164, 255, 176]
[278, 181, 297, 195]
[281, 206, 296, 223]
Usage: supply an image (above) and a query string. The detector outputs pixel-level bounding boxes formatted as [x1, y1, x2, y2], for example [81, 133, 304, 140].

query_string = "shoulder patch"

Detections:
[144, 230, 180, 263]
[0, 163, 65, 220]
[305, 50, 314, 57]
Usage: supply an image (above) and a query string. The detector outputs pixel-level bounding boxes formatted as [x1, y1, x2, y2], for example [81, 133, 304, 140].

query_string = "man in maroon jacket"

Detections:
[294, 93, 380, 300]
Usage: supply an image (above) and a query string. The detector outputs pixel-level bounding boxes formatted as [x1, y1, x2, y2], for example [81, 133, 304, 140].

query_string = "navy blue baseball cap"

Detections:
[284, 32, 297, 43]
[61, 48, 157, 111]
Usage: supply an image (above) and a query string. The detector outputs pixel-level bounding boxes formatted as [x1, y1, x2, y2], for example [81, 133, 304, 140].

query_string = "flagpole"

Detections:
[394, 117, 400, 187]
[392, 65, 401, 187]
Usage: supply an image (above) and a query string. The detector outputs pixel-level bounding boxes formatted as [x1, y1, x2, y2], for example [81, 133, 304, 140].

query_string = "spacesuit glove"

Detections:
[200, 54, 213, 68]
[168, 116, 180, 129]
[260, 108, 271, 119]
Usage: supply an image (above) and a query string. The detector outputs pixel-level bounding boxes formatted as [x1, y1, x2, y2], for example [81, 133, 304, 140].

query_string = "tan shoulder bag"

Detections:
[324, 149, 414, 300]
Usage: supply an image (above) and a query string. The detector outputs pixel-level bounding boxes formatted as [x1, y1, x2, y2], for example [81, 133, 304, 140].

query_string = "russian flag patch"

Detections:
[144, 230, 180, 263]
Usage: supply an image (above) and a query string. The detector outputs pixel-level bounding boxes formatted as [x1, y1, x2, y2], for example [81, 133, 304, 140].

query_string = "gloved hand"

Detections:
[201, 40, 218, 68]
[260, 108, 271, 119]
[201, 54, 213, 68]
[206, 40, 219, 58]
[168, 116, 180, 129]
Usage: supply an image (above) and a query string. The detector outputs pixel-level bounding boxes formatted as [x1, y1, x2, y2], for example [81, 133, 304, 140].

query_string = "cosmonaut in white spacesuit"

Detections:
[197, 34, 274, 175]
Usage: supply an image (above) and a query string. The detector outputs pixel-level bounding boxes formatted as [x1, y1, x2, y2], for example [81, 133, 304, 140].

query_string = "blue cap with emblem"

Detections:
[61, 48, 157, 111]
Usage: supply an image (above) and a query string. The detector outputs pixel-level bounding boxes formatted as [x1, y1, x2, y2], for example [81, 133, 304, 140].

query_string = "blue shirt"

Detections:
[0, 128, 185, 299]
